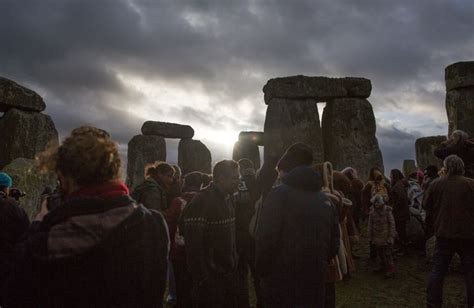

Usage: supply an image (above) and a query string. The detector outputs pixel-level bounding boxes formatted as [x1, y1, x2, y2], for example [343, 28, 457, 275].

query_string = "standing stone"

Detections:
[142, 121, 194, 139]
[264, 98, 324, 164]
[403, 160, 417, 177]
[239, 131, 265, 146]
[263, 75, 372, 104]
[415, 136, 446, 170]
[0, 76, 46, 112]
[446, 88, 474, 136]
[2, 158, 57, 218]
[126, 135, 166, 190]
[0, 108, 58, 169]
[178, 139, 212, 175]
[445, 61, 474, 91]
[322, 98, 384, 180]
[233, 141, 261, 169]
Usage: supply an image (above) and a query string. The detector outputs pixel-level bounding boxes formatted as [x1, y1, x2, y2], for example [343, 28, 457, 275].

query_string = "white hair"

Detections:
[443, 154, 465, 176]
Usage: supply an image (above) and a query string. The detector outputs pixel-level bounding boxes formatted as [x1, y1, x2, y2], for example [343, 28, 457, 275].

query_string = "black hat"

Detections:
[277, 143, 313, 173]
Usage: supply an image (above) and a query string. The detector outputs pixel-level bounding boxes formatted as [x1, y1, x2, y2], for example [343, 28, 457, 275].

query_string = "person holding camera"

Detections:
[0, 172, 30, 306]
[2, 126, 169, 308]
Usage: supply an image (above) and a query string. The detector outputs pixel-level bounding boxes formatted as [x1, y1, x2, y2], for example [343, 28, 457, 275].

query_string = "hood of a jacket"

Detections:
[42, 196, 145, 260]
[133, 178, 163, 196]
[282, 166, 322, 191]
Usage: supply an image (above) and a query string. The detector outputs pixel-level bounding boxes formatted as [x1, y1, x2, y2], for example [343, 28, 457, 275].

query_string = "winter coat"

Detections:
[0, 197, 30, 300]
[165, 192, 197, 261]
[434, 138, 474, 178]
[314, 162, 355, 280]
[424, 175, 474, 239]
[368, 205, 397, 246]
[2, 181, 169, 308]
[181, 184, 238, 285]
[390, 180, 410, 222]
[255, 166, 340, 306]
[132, 178, 167, 212]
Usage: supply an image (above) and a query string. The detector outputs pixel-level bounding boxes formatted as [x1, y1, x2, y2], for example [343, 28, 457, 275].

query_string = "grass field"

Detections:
[167, 230, 467, 307]
[333, 236, 466, 307]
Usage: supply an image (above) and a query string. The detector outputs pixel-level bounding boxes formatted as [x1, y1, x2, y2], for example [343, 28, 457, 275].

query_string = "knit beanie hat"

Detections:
[0, 172, 13, 188]
[277, 143, 313, 173]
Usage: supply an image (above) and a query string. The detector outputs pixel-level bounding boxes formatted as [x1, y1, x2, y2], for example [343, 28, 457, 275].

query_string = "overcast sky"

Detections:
[1, 0, 473, 174]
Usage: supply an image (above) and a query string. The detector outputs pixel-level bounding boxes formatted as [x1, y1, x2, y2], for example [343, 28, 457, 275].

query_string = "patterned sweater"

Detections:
[182, 184, 237, 283]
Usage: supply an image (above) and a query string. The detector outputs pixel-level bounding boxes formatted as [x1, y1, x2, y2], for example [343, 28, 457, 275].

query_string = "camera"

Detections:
[9, 187, 26, 201]
[40, 187, 63, 211]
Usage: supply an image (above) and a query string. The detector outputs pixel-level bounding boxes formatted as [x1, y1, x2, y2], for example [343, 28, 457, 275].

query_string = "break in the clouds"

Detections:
[1, 0, 473, 172]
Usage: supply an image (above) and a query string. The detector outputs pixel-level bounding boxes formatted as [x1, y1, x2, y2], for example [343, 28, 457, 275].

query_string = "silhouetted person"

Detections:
[165, 171, 203, 308]
[256, 143, 340, 307]
[389, 169, 410, 254]
[425, 155, 474, 308]
[132, 161, 175, 213]
[182, 160, 240, 308]
[3, 126, 169, 308]
[434, 130, 474, 178]
[235, 158, 261, 308]
[0, 172, 29, 306]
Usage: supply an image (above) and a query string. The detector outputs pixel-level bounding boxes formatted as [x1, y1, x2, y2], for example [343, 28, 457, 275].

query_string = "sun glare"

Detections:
[196, 128, 239, 147]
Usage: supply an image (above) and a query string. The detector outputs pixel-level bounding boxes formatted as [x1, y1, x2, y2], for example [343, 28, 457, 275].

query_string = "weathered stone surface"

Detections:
[0, 77, 46, 112]
[141, 121, 194, 139]
[445, 61, 474, 91]
[264, 98, 324, 164]
[239, 131, 265, 146]
[233, 141, 261, 169]
[415, 136, 446, 170]
[0, 108, 58, 169]
[178, 139, 212, 175]
[2, 158, 57, 218]
[446, 88, 474, 136]
[403, 160, 417, 177]
[263, 75, 372, 104]
[126, 135, 166, 189]
[322, 98, 384, 180]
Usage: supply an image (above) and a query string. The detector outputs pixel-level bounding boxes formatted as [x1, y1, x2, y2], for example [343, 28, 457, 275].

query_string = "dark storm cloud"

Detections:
[377, 125, 422, 173]
[1, 0, 473, 168]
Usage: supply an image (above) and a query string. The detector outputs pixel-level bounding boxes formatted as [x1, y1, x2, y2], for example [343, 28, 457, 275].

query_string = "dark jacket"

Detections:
[0, 197, 30, 298]
[390, 180, 410, 222]
[424, 175, 474, 239]
[133, 178, 167, 212]
[235, 174, 260, 259]
[182, 184, 238, 284]
[255, 166, 340, 306]
[3, 191, 169, 308]
[434, 139, 474, 178]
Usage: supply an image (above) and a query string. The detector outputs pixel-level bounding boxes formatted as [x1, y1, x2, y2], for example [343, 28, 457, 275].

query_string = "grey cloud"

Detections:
[1, 0, 473, 171]
[376, 125, 422, 173]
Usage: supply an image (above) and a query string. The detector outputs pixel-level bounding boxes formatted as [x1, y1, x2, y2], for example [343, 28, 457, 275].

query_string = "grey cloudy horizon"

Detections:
[1, 0, 473, 174]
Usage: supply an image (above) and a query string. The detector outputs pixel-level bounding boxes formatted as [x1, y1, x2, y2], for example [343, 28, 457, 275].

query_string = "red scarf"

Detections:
[66, 180, 129, 201]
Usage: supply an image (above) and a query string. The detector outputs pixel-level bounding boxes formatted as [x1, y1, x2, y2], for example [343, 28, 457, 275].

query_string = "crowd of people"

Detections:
[0, 125, 473, 308]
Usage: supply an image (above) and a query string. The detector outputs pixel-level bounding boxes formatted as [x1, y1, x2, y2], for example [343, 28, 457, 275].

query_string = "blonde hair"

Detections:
[37, 126, 121, 186]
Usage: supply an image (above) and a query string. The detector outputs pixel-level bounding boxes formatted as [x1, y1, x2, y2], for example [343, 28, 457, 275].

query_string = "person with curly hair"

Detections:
[2, 126, 169, 308]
